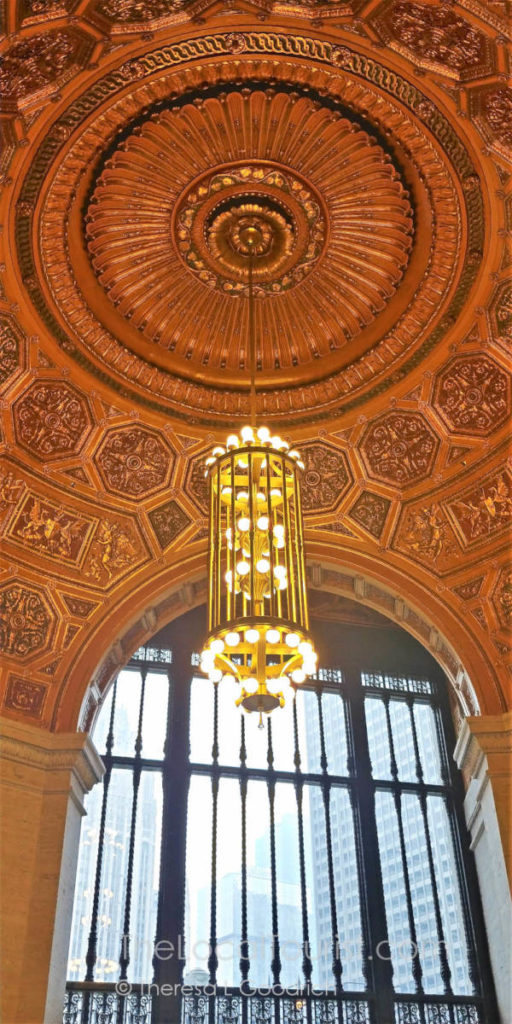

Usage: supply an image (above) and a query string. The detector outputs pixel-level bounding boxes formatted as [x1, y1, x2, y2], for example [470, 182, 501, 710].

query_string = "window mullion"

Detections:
[346, 667, 395, 1024]
[152, 642, 193, 1024]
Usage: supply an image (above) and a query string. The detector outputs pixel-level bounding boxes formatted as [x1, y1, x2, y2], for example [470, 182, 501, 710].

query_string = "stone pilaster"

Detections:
[454, 711, 512, 1024]
[0, 717, 104, 1024]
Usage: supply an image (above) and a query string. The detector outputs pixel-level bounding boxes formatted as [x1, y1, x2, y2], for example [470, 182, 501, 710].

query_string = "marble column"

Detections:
[0, 717, 104, 1024]
[454, 711, 512, 1024]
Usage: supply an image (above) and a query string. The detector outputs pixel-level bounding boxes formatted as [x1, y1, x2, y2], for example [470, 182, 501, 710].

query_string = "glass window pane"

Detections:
[268, 704, 295, 773]
[246, 779, 272, 985]
[389, 700, 417, 783]
[401, 793, 445, 995]
[128, 771, 163, 981]
[185, 774, 213, 981]
[365, 697, 392, 780]
[330, 786, 366, 990]
[414, 703, 443, 785]
[274, 783, 303, 987]
[141, 673, 169, 759]
[217, 777, 242, 986]
[321, 692, 348, 776]
[245, 716, 272, 771]
[189, 677, 214, 765]
[297, 689, 322, 774]
[302, 782, 323, 988]
[112, 671, 142, 757]
[217, 677, 243, 767]
[426, 795, 472, 995]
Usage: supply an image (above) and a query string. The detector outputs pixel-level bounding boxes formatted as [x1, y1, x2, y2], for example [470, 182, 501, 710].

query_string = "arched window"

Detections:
[64, 608, 497, 1024]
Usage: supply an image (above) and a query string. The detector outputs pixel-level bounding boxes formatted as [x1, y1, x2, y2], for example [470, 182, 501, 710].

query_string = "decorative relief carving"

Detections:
[64, 624, 79, 648]
[148, 499, 191, 551]
[434, 354, 510, 435]
[8, 494, 94, 564]
[481, 87, 512, 150]
[360, 412, 439, 486]
[94, 426, 174, 498]
[0, 31, 87, 102]
[446, 467, 512, 546]
[348, 491, 391, 538]
[185, 456, 209, 514]
[394, 503, 459, 573]
[299, 443, 351, 514]
[452, 577, 484, 601]
[83, 518, 146, 584]
[95, 0, 184, 19]
[372, 1, 492, 80]
[61, 594, 98, 618]
[4, 677, 48, 719]
[492, 565, 512, 629]
[0, 582, 54, 659]
[489, 281, 512, 346]
[13, 381, 92, 460]
[0, 469, 26, 530]
[0, 317, 22, 388]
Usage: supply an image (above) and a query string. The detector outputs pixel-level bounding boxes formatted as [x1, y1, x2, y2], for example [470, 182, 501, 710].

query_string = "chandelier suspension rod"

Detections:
[248, 242, 257, 429]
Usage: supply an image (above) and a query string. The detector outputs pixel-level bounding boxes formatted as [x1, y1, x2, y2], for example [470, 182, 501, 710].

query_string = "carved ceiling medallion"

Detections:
[22, 44, 479, 424]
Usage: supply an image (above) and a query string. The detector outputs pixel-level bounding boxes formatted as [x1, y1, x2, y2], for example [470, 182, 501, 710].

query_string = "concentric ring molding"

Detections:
[16, 31, 484, 426]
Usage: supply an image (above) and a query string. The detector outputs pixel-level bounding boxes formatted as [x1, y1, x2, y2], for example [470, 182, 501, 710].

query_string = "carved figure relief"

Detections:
[348, 492, 391, 538]
[0, 469, 26, 529]
[13, 381, 92, 459]
[397, 504, 459, 569]
[446, 468, 512, 545]
[9, 494, 94, 564]
[4, 677, 48, 719]
[83, 519, 145, 584]
[482, 88, 512, 149]
[95, 0, 184, 19]
[0, 582, 53, 658]
[299, 444, 351, 514]
[492, 566, 512, 629]
[360, 412, 439, 486]
[434, 355, 510, 435]
[148, 499, 191, 551]
[490, 282, 512, 346]
[0, 32, 78, 101]
[94, 426, 173, 498]
[373, 1, 490, 79]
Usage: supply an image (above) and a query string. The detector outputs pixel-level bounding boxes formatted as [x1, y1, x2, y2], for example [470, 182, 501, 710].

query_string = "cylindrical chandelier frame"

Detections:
[201, 427, 317, 717]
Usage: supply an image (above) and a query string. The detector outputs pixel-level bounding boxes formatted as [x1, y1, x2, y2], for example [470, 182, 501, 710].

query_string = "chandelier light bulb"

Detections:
[298, 641, 313, 657]
[211, 668, 223, 683]
[273, 565, 287, 579]
[210, 638, 225, 654]
[257, 426, 271, 442]
[271, 435, 283, 449]
[257, 515, 269, 530]
[241, 426, 254, 442]
[245, 628, 259, 644]
[266, 628, 280, 644]
[237, 560, 250, 576]
[285, 632, 300, 648]
[212, 446, 225, 457]
[237, 490, 249, 502]
[225, 631, 241, 647]
[226, 435, 239, 449]
[256, 558, 270, 574]
[245, 677, 258, 693]
[222, 674, 236, 685]
[237, 516, 251, 532]
[291, 669, 306, 684]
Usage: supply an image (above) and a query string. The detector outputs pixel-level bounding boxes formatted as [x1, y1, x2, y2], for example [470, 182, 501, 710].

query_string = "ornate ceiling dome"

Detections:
[23, 45, 481, 424]
[85, 91, 413, 374]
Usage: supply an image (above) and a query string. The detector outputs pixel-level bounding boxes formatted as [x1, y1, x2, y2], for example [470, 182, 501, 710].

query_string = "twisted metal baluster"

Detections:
[293, 696, 313, 1023]
[382, 695, 425, 1016]
[208, 681, 219, 1024]
[85, 679, 117, 984]
[240, 716, 250, 1024]
[267, 718, 282, 1017]
[316, 687, 343, 1021]
[119, 669, 147, 980]
[404, 696, 453, 1007]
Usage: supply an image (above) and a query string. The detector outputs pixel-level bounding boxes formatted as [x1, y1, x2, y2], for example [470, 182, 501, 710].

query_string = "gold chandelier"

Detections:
[201, 225, 317, 722]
